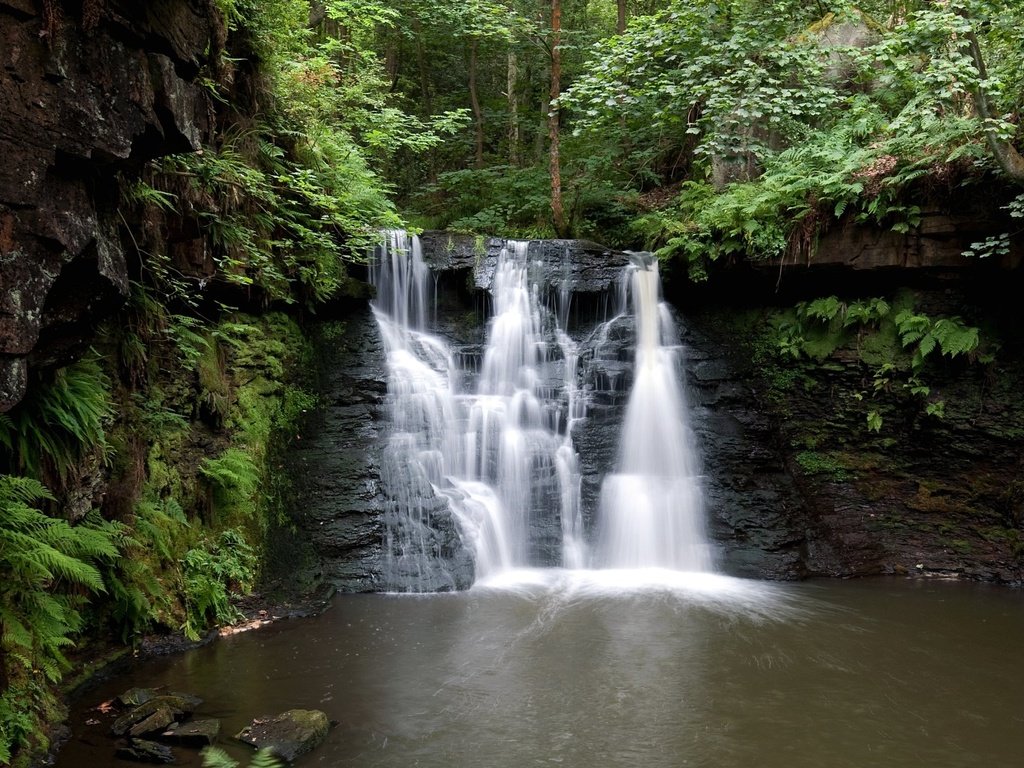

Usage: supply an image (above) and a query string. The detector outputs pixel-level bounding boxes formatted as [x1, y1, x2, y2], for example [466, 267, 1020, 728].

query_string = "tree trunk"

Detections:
[549, 0, 568, 237]
[964, 28, 1024, 182]
[469, 39, 485, 168]
[617, 0, 627, 34]
[413, 18, 432, 115]
[536, 84, 549, 161]
[384, 33, 400, 92]
[309, 1, 327, 28]
[508, 48, 520, 166]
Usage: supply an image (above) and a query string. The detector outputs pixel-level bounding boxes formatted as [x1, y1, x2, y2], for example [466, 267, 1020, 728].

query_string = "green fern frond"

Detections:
[931, 318, 979, 357]
[250, 749, 285, 768]
[0, 359, 111, 485]
[1, 475, 121, 685]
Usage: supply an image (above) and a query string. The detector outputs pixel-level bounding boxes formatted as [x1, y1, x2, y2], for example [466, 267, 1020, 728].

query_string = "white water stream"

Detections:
[370, 232, 709, 590]
[597, 260, 711, 571]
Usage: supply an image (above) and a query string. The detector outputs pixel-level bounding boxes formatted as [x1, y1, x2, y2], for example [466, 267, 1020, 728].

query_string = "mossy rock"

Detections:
[235, 709, 331, 762]
[111, 695, 202, 736]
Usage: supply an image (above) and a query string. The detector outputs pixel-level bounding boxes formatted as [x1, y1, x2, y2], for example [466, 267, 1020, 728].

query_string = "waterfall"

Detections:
[595, 258, 711, 571]
[371, 234, 585, 590]
[370, 234, 710, 591]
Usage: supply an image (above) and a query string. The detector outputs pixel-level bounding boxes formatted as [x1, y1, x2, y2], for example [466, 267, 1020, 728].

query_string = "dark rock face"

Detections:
[287, 309, 389, 592]
[681, 324, 807, 579]
[795, 209, 1023, 272]
[685, 285, 1024, 585]
[418, 230, 630, 294]
[0, 0, 219, 410]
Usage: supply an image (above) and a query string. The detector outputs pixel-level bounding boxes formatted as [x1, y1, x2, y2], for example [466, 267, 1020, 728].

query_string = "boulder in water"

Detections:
[116, 688, 157, 709]
[127, 707, 177, 738]
[111, 695, 201, 736]
[235, 709, 331, 761]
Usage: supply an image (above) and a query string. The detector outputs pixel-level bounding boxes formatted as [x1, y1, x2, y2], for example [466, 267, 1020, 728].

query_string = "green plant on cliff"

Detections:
[0, 476, 122, 761]
[181, 529, 257, 641]
[129, 0, 486, 309]
[200, 448, 262, 530]
[768, 294, 993, 432]
[0, 359, 112, 487]
[894, 310, 984, 372]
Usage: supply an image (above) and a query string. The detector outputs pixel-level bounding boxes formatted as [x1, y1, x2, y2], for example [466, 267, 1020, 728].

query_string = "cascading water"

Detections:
[594, 257, 711, 571]
[370, 233, 709, 591]
[371, 234, 584, 590]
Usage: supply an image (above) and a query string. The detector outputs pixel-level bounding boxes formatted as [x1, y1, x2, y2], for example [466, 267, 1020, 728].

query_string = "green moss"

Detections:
[795, 450, 852, 481]
[858, 321, 903, 368]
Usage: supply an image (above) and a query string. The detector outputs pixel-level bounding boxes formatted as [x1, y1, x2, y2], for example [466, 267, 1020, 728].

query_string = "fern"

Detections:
[0, 680, 39, 765]
[931, 318, 979, 358]
[0, 359, 112, 486]
[799, 296, 844, 323]
[202, 747, 283, 768]
[134, 498, 190, 562]
[200, 448, 261, 526]
[896, 310, 981, 371]
[0, 474, 121, 766]
[181, 529, 257, 640]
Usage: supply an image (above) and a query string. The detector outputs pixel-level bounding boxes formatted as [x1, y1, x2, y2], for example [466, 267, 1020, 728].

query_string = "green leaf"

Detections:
[866, 411, 883, 433]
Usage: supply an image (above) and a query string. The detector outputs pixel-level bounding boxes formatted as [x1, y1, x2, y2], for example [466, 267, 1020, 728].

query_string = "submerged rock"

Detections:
[115, 738, 175, 764]
[161, 718, 221, 746]
[235, 709, 331, 762]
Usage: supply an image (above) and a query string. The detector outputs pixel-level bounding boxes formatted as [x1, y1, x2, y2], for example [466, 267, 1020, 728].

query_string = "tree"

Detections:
[549, 0, 568, 236]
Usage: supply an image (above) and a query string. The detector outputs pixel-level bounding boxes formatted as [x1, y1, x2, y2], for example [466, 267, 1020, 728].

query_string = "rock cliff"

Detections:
[0, 0, 220, 410]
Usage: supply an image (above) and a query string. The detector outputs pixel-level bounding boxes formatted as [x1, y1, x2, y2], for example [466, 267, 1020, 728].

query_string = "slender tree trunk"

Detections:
[549, 0, 568, 237]
[469, 39, 485, 168]
[508, 48, 520, 166]
[384, 33, 400, 92]
[617, 0, 627, 34]
[413, 18, 432, 115]
[536, 85, 549, 161]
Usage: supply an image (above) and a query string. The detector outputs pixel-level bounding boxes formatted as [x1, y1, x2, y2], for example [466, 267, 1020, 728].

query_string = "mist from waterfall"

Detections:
[370, 233, 710, 591]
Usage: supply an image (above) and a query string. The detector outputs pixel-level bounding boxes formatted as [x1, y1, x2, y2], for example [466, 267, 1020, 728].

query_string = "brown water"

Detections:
[57, 573, 1024, 768]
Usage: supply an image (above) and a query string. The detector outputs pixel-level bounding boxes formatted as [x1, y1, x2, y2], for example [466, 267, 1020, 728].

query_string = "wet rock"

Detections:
[0, 1, 219, 410]
[418, 231, 631, 295]
[286, 309, 389, 592]
[116, 688, 156, 709]
[235, 709, 331, 762]
[161, 719, 220, 746]
[111, 695, 201, 736]
[682, 320, 809, 579]
[115, 738, 175, 764]
[127, 707, 176, 738]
